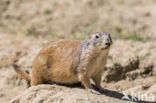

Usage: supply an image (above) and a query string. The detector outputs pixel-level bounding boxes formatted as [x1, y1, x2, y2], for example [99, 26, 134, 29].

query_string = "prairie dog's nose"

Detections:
[105, 37, 112, 46]
[105, 42, 110, 46]
[107, 35, 112, 44]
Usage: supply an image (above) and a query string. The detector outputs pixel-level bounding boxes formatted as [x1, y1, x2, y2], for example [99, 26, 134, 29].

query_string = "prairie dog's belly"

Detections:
[49, 67, 79, 84]
[47, 61, 79, 84]
[54, 77, 79, 84]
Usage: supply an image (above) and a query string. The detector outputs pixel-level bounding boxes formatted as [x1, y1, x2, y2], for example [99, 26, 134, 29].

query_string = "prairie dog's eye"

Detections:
[95, 35, 99, 39]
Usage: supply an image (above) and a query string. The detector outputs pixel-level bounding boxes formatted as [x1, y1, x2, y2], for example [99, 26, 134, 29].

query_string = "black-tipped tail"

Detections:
[13, 64, 31, 81]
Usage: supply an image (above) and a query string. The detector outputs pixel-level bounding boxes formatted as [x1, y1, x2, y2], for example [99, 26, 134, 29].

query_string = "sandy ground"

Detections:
[0, 0, 156, 103]
[0, 0, 156, 39]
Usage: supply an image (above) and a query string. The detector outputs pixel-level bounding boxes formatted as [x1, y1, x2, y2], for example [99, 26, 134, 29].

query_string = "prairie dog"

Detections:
[13, 32, 112, 94]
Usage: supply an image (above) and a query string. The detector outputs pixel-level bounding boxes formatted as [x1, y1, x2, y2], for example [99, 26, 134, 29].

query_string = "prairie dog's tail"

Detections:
[13, 64, 31, 81]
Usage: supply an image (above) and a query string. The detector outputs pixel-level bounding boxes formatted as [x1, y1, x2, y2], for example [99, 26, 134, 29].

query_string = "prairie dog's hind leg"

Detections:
[31, 56, 49, 86]
[31, 64, 46, 86]
[31, 74, 44, 86]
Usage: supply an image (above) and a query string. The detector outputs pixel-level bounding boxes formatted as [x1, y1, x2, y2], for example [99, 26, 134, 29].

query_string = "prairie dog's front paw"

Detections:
[95, 86, 105, 93]
[98, 87, 106, 93]
[88, 89, 101, 95]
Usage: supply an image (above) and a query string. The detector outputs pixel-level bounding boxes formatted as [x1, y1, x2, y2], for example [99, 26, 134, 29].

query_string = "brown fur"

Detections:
[13, 32, 112, 93]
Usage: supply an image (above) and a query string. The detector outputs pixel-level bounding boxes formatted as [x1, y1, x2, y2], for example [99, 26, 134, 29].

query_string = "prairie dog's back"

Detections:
[40, 40, 82, 67]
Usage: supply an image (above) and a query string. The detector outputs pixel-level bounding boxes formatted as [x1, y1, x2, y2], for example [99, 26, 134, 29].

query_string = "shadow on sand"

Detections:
[61, 83, 156, 103]
[93, 85, 156, 103]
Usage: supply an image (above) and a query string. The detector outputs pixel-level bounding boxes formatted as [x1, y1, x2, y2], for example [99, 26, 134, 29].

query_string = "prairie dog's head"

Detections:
[84, 32, 112, 51]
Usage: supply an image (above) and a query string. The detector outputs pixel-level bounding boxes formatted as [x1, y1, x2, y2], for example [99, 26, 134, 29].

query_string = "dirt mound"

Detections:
[103, 39, 156, 82]
[9, 85, 130, 103]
